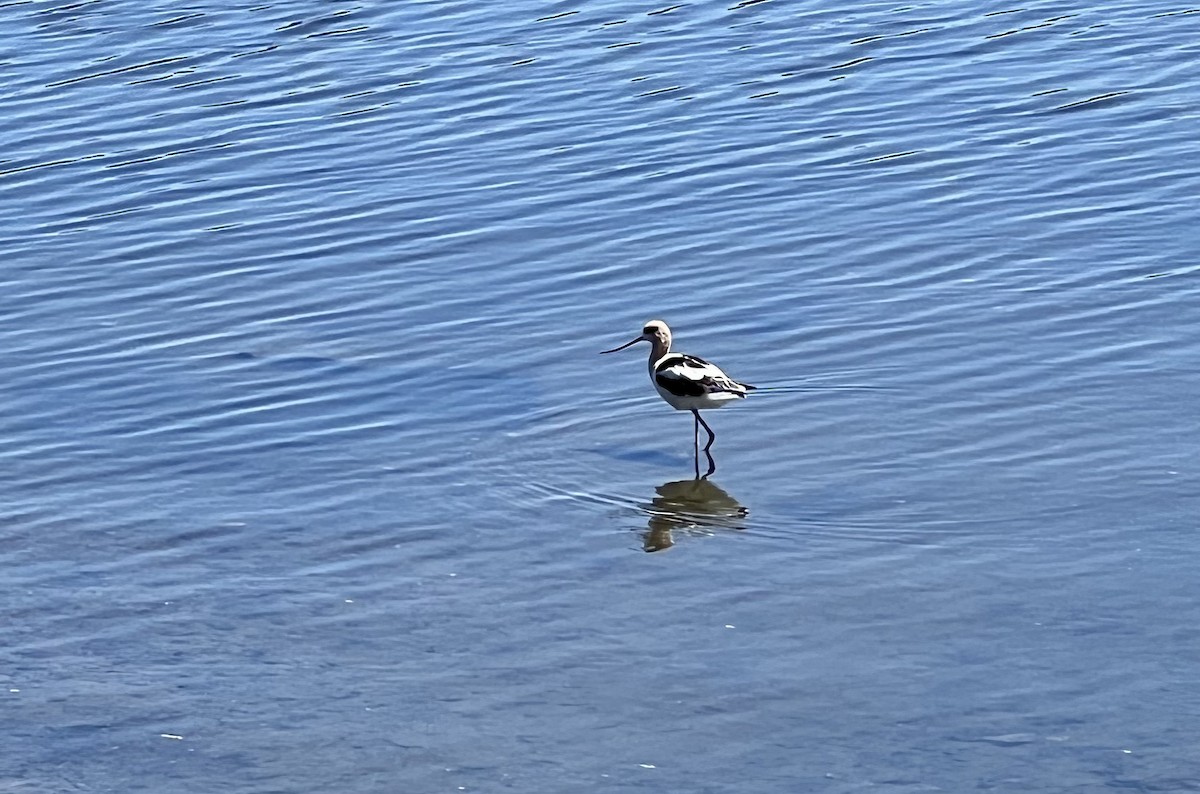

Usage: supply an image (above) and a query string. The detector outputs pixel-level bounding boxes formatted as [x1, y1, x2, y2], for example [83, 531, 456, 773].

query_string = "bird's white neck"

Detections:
[645, 330, 671, 369]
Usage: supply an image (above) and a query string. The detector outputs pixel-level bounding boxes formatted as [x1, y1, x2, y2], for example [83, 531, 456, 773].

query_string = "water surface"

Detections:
[3, 1, 1200, 791]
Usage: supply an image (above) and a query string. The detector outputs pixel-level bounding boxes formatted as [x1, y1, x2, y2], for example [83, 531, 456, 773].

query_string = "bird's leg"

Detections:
[692, 410, 701, 479]
[696, 411, 716, 453]
[702, 448, 717, 479]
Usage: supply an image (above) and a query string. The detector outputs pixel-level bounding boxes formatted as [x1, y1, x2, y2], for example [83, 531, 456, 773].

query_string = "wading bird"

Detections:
[600, 320, 754, 471]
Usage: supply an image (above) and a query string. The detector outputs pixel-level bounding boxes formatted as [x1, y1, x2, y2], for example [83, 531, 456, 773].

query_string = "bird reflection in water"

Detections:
[641, 476, 748, 552]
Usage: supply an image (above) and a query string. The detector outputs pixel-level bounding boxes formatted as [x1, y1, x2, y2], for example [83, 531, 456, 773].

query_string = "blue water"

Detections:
[3, 1, 1200, 791]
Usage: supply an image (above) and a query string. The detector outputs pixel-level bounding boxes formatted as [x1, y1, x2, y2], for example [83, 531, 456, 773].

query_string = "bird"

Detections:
[600, 320, 755, 464]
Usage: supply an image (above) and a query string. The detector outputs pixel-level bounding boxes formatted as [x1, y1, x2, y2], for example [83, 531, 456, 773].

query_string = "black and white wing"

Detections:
[654, 353, 754, 398]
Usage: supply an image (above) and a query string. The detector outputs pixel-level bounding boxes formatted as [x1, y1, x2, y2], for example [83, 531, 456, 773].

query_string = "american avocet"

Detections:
[600, 320, 755, 459]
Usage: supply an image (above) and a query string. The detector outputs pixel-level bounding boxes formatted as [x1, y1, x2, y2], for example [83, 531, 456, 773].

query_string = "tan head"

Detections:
[600, 320, 672, 358]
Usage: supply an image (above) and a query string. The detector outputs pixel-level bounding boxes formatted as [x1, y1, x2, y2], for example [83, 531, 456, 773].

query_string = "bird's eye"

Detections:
[642, 326, 655, 334]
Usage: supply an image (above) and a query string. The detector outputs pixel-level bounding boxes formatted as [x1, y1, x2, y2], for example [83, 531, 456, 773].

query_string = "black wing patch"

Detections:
[656, 369, 709, 397]
[654, 354, 750, 398]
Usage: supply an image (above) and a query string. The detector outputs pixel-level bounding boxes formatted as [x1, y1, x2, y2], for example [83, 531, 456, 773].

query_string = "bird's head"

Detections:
[600, 319, 671, 354]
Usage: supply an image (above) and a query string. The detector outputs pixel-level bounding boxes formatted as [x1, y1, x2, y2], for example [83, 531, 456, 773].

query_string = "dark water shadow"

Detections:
[587, 444, 690, 468]
[640, 477, 748, 552]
